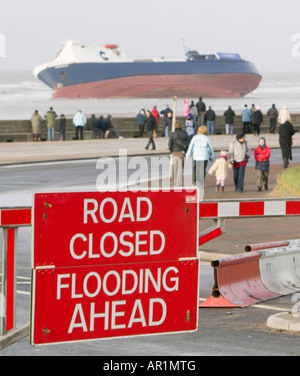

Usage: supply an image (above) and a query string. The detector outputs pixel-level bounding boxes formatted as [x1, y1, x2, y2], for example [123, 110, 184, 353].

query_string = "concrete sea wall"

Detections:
[0, 113, 299, 142]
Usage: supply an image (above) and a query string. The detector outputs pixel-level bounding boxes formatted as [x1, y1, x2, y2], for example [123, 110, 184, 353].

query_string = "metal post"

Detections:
[172, 96, 177, 133]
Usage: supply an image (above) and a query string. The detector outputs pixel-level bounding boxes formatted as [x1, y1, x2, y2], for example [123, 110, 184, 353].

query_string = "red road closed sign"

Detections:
[31, 188, 200, 346]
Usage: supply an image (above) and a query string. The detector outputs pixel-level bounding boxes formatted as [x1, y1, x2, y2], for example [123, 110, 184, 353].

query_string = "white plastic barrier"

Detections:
[259, 239, 300, 296]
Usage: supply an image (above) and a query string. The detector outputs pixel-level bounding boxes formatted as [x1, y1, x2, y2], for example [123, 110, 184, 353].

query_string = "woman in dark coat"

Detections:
[278, 121, 295, 168]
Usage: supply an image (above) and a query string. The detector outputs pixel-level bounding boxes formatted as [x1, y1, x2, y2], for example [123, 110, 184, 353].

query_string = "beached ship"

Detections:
[33, 40, 262, 98]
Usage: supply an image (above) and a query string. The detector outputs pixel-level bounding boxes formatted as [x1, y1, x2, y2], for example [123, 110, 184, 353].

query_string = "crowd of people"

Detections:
[169, 121, 295, 193]
[136, 98, 293, 141]
[30, 107, 123, 141]
[146, 97, 296, 192]
[31, 99, 296, 194]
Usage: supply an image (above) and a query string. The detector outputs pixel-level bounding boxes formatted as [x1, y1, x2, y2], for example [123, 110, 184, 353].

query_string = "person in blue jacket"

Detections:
[241, 104, 252, 134]
[97, 115, 110, 138]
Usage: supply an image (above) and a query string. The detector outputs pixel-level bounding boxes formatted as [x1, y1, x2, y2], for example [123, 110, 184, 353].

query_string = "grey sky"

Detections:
[1, 0, 300, 73]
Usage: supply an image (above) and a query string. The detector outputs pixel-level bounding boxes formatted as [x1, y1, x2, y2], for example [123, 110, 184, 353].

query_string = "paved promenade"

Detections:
[0, 132, 299, 165]
[1, 131, 299, 261]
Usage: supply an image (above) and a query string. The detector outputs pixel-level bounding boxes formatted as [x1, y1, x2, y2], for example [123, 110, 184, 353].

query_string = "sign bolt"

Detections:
[43, 202, 52, 208]
[185, 310, 191, 321]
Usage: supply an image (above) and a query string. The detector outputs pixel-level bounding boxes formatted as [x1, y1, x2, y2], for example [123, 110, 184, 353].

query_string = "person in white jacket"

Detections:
[73, 110, 87, 140]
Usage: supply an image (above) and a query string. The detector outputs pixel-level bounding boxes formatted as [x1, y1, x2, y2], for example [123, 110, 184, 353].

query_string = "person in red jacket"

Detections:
[254, 137, 271, 191]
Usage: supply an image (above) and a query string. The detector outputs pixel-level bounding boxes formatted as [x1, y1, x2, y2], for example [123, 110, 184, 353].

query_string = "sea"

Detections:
[0, 70, 300, 120]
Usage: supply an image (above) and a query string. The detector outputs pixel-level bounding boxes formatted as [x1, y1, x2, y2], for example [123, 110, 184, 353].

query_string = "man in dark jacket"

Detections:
[160, 105, 172, 137]
[169, 120, 189, 186]
[196, 97, 206, 126]
[144, 110, 157, 150]
[267, 104, 278, 134]
[97, 115, 109, 138]
[253, 107, 263, 136]
[278, 121, 295, 168]
[224, 105, 235, 135]
[204, 106, 216, 134]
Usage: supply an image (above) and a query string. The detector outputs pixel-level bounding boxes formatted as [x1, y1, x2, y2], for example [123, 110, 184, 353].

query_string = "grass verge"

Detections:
[273, 166, 300, 197]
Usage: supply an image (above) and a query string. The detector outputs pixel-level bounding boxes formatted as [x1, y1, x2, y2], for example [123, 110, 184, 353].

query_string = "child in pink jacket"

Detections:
[208, 151, 232, 192]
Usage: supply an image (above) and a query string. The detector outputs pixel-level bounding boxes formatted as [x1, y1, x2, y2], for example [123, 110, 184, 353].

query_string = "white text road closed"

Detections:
[32, 189, 199, 267]
[31, 260, 200, 345]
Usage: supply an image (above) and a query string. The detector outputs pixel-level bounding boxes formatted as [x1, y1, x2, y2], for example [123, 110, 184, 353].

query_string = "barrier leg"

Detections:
[199, 219, 226, 246]
[1, 228, 17, 335]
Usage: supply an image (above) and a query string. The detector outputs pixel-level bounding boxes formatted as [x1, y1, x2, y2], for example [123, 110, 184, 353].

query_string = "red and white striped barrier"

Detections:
[198, 198, 300, 246]
[199, 198, 300, 219]
[200, 239, 300, 308]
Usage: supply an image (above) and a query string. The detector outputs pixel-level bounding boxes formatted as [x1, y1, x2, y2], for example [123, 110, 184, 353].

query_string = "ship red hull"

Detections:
[52, 73, 261, 99]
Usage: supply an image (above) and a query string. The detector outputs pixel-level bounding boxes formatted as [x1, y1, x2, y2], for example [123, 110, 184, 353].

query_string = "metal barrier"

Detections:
[0, 207, 31, 349]
[200, 239, 300, 308]
[198, 198, 300, 308]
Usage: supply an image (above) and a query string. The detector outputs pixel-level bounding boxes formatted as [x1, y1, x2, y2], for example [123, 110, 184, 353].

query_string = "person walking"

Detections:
[254, 137, 271, 191]
[228, 132, 250, 193]
[137, 108, 146, 137]
[168, 120, 189, 187]
[186, 125, 214, 189]
[73, 110, 87, 140]
[278, 120, 295, 168]
[205, 106, 216, 135]
[44, 106, 57, 141]
[224, 105, 235, 135]
[144, 110, 157, 150]
[208, 151, 232, 193]
[241, 104, 252, 134]
[252, 106, 263, 136]
[59, 114, 66, 141]
[267, 104, 278, 134]
[30, 110, 43, 141]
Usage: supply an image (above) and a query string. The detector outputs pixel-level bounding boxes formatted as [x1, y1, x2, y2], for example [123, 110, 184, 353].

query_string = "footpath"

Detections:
[0, 132, 299, 165]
